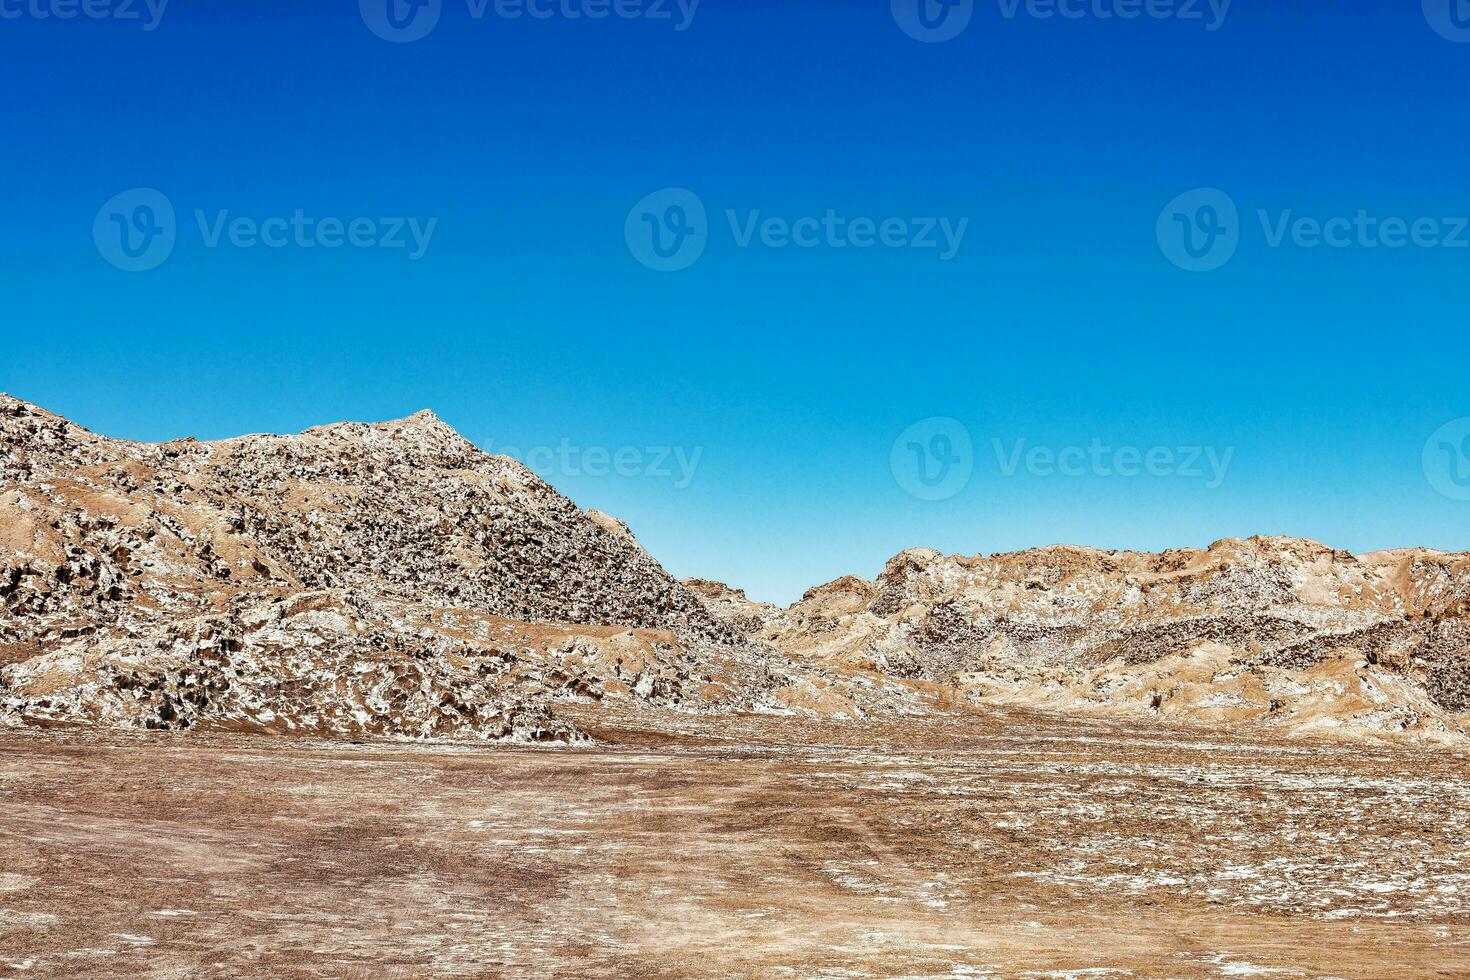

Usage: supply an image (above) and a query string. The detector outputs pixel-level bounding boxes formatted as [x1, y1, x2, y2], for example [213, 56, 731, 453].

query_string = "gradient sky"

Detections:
[3, 0, 1469, 603]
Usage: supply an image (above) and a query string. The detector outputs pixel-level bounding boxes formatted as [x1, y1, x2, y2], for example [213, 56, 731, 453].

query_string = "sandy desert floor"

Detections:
[1, 707, 1468, 979]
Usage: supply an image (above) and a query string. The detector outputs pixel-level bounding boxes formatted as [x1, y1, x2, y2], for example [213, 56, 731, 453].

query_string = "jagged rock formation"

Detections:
[761, 540, 1470, 743]
[0, 398, 727, 636]
[0, 395, 783, 740]
[681, 578, 780, 635]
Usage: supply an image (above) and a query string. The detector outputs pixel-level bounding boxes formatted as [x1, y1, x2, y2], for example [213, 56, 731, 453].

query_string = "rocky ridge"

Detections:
[760, 540, 1470, 743]
[3, 395, 1469, 745]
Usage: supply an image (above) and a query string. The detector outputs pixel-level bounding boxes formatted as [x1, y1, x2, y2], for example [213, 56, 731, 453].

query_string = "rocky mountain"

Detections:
[760, 539, 1470, 742]
[0, 397, 727, 634]
[4, 395, 1468, 745]
[0, 395, 792, 740]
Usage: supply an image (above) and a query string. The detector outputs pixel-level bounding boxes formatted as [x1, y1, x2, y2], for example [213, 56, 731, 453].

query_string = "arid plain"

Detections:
[3, 706, 1468, 978]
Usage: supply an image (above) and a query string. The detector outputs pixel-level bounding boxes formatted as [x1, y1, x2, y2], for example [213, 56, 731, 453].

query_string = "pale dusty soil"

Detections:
[1, 707, 1468, 978]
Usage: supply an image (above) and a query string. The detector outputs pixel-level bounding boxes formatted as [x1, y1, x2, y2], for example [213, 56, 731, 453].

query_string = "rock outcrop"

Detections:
[761, 540, 1470, 742]
[0, 395, 776, 740]
[681, 578, 781, 636]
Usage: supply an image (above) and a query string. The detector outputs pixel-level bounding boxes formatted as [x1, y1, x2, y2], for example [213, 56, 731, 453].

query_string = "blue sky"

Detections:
[3, 0, 1469, 603]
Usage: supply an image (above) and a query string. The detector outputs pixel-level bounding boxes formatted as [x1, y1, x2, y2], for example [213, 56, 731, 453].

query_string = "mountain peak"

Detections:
[293, 408, 475, 456]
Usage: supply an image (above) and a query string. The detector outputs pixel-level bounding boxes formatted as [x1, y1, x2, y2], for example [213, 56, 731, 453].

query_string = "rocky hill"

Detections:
[761, 540, 1470, 742]
[0, 397, 729, 634]
[4, 395, 1468, 745]
[0, 395, 800, 740]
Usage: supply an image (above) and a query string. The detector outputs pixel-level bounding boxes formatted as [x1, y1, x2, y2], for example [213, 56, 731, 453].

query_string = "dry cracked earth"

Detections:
[2, 396, 1469, 977]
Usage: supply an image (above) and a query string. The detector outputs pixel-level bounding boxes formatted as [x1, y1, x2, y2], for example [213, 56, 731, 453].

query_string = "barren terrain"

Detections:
[4, 396, 1470, 977]
[3, 706, 1468, 979]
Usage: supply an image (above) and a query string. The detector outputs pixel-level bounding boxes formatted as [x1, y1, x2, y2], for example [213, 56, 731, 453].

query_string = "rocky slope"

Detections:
[0, 395, 809, 740]
[761, 540, 1470, 743]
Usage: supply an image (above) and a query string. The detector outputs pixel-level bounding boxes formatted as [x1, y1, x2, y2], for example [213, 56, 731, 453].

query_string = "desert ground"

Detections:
[2, 706, 1467, 979]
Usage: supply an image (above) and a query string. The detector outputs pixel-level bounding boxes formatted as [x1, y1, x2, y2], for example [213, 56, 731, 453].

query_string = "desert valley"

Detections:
[2, 394, 1467, 978]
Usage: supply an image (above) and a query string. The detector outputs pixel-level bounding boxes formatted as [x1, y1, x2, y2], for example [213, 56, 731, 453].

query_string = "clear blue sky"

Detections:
[4, 1, 1469, 604]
